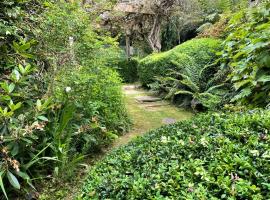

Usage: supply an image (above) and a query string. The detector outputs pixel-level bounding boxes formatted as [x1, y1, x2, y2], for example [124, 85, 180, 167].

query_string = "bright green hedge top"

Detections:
[172, 38, 222, 67]
[138, 38, 222, 86]
[79, 110, 270, 200]
[138, 52, 196, 86]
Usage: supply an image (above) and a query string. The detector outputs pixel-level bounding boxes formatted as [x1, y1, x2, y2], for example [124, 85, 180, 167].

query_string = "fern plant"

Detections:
[152, 63, 228, 110]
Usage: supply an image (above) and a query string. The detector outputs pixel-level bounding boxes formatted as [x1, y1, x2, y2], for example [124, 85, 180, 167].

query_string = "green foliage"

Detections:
[139, 38, 221, 88]
[117, 58, 139, 83]
[79, 109, 270, 199]
[140, 38, 223, 109]
[40, 2, 130, 155]
[138, 51, 196, 86]
[0, 1, 130, 198]
[0, 62, 58, 198]
[220, 3, 270, 107]
[173, 38, 222, 68]
[156, 64, 228, 110]
[0, 1, 58, 198]
[197, 0, 249, 14]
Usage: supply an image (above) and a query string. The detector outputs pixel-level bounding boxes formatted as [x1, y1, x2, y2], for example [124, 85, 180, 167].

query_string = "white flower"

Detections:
[65, 87, 71, 93]
[200, 137, 208, 147]
[161, 136, 168, 143]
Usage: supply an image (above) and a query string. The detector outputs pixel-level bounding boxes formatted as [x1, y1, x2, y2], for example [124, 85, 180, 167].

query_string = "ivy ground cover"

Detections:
[79, 110, 270, 199]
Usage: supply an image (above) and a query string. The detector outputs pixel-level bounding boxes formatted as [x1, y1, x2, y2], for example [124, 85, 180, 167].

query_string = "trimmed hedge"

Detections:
[117, 58, 139, 83]
[138, 51, 196, 86]
[173, 38, 222, 67]
[79, 110, 270, 199]
[138, 38, 222, 86]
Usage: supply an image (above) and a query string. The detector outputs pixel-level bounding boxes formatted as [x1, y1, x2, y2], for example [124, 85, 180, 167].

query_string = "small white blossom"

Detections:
[65, 87, 71, 93]
[161, 136, 168, 143]
[200, 137, 208, 147]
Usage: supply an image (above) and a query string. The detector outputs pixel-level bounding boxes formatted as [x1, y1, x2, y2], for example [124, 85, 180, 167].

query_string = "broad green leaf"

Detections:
[0, 82, 9, 93]
[18, 64, 25, 74]
[55, 104, 75, 138]
[0, 171, 8, 199]
[12, 70, 21, 82]
[7, 171, 20, 190]
[9, 102, 22, 111]
[37, 115, 49, 122]
[8, 83, 15, 93]
[36, 100, 42, 111]
[15, 171, 30, 181]
[11, 143, 19, 156]
[25, 64, 32, 73]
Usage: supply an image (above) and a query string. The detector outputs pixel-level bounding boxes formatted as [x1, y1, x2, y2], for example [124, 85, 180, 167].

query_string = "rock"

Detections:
[135, 96, 162, 103]
[162, 118, 177, 125]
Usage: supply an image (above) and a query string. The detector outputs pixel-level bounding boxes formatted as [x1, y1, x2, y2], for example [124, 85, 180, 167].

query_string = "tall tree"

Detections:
[146, 0, 176, 52]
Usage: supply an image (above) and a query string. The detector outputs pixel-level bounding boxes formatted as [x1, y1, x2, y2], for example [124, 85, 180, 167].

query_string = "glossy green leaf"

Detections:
[7, 171, 20, 190]
[0, 171, 8, 199]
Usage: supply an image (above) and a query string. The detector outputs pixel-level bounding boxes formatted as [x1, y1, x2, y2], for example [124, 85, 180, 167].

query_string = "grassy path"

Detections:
[113, 84, 193, 148]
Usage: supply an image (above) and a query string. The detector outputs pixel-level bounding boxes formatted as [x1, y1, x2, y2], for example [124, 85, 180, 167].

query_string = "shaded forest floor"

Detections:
[39, 84, 193, 200]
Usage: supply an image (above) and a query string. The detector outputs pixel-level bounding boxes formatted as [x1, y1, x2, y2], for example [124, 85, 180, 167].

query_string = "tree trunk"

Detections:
[125, 29, 131, 60]
[148, 15, 162, 52]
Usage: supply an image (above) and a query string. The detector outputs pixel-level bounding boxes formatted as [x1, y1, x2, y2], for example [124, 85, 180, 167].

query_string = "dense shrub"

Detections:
[154, 63, 230, 110]
[219, 3, 270, 107]
[138, 51, 196, 86]
[41, 3, 130, 154]
[0, 1, 130, 198]
[0, 1, 57, 198]
[79, 109, 270, 199]
[173, 38, 222, 68]
[138, 38, 221, 86]
[197, 14, 230, 39]
[117, 58, 139, 83]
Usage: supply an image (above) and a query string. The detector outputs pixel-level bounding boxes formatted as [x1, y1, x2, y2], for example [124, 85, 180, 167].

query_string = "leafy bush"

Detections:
[0, 1, 59, 198]
[197, 14, 230, 39]
[219, 3, 270, 107]
[173, 38, 222, 68]
[79, 109, 270, 199]
[138, 51, 196, 86]
[0, 1, 130, 198]
[143, 38, 223, 109]
[0, 63, 57, 198]
[117, 58, 139, 83]
[41, 2, 130, 154]
[155, 64, 229, 110]
[138, 38, 221, 86]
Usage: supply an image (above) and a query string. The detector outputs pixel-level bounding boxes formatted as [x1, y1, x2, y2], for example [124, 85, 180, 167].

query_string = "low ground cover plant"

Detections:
[79, 109, 270, 199]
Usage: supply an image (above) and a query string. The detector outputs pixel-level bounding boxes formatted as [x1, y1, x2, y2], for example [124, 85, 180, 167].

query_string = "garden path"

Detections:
[112, 84, 193, 148]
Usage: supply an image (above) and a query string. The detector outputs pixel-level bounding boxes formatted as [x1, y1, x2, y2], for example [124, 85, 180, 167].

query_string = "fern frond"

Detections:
[180, 77, 200, 93]
[174, 90, 194, 96]
[230, 88, 252, 102]
[206, 84, 225, 93]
